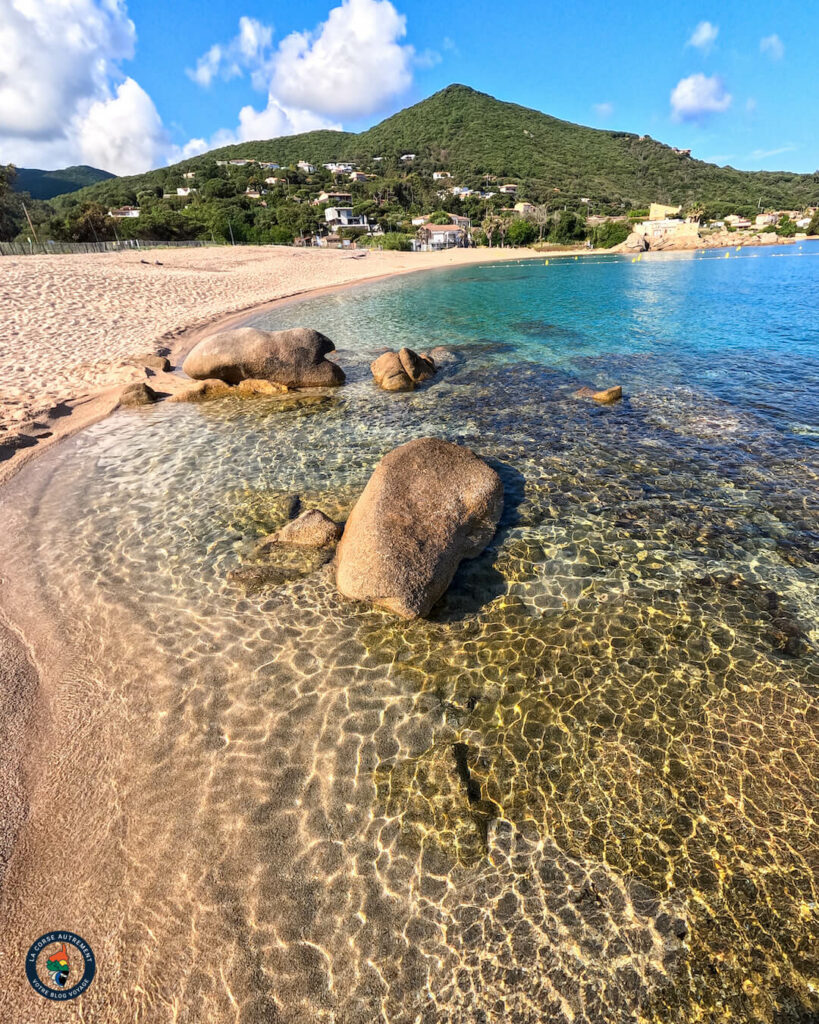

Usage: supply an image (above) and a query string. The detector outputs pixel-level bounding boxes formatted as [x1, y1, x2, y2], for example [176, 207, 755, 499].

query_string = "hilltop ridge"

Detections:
[49, 85, 818, 211]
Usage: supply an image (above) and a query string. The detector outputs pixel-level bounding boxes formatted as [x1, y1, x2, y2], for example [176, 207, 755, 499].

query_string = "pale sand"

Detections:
[0, 244, 549, 474]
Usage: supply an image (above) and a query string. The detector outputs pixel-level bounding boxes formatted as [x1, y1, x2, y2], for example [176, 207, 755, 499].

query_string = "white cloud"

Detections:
[594, 101, 614, 119]
[670, 73, 732, 121]
[234, 98, 340, 142]
[760, 34, 784, 60]
[187, 16, 273, 87]
[0, 0, 170, 174]
[77, 77, 168, 175]
[271, 0, 414, 118]
[188, 0, 418, 148]
[750, 144, 796, 160]
[687, 21, 718, 51]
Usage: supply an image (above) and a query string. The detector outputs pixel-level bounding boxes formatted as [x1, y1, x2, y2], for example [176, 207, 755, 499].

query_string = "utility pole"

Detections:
[228, 220, 235, 246]
[22, 202, 39, 245]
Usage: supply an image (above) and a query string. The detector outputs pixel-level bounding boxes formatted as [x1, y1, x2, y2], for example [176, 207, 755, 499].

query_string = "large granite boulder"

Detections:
[623, 232, 649, 252]
[182, 327, 345, 387]
[336, 438, 503, 618]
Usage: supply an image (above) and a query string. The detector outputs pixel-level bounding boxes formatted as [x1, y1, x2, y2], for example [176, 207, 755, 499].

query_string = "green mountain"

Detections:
[14, 164, 115, 200]
[49, 85, 818, 212]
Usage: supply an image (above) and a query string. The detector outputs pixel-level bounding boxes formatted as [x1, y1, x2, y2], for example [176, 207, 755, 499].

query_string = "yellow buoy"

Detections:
[725, 251, 730, 258]
[544, 259, 549, 265]
[631, 257, 636, 263]
[735, 245, 741, 252]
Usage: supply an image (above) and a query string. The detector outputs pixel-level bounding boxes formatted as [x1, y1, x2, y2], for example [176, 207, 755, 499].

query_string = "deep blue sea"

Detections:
[1, 242, 816, 1023]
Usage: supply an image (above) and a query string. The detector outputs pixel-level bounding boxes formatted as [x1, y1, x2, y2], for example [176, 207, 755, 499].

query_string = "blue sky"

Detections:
[1, 0, 816, 176]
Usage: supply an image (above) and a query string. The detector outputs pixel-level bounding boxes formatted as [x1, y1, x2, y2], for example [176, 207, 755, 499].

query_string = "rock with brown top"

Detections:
[118, 382, 158, 407]
[371, 347, 437, 391]
[182, 327, 344, 387]
[398, 347, 436, 382]
[371, 351, 414, 391]
[167, 379, 232, 403]
[336, 437, 503, 619]
[575, 385, 623, 404]
[257, 509, 342, 552]
[237, 378, 289, 396]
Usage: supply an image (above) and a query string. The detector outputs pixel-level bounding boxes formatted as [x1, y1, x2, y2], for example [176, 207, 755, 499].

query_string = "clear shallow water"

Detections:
[0, 244, 817, 1023]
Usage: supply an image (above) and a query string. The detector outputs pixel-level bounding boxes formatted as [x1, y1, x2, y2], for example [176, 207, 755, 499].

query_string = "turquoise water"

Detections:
[0, 243, 817, 1024]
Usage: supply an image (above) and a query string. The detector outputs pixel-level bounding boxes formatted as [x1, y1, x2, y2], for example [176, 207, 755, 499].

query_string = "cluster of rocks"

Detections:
[119, 328, 456, 409]
[233, 437, 504, 619]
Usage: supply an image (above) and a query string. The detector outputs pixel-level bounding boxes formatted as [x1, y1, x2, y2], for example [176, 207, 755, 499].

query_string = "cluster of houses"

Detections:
[631, 202, 817, 248]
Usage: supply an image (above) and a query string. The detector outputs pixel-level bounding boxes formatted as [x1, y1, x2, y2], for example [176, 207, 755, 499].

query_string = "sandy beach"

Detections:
[0, 244, 552, 477]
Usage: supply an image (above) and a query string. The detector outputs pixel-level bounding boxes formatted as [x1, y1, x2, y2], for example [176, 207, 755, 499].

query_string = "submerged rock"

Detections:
[182, 327, 345, 388]
[236, 378, 289, 396]
[371, 347, 436, 391]
[118, 382, 158, 407]
[167, 379, 232, 403]
[336, 437, 503, 618]
[575, 384, 623, 404]
[257, 509, 342, 550]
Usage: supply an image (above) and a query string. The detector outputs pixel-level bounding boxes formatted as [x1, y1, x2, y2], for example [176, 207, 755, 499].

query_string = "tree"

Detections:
[807, 210, 819, 236]
[777, 214, 797, 238]
[591, 221, 630, 248]
[548, 211, 586, 244]
[507, 218, 537, 246]
[0, 164, 24, 241]
[481, 214, 505, 247]
[528, 205, 552, 241]
[428, 209, 452, 224]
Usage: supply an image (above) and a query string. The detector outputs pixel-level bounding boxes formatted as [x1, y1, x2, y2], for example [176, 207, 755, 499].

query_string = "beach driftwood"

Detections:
[336, 437, 503, 618]
[183, 327, 345, 388]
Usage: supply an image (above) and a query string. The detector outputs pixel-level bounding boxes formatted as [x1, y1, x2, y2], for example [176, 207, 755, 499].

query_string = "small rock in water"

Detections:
[237, 378, 289, 396]
[575, 384, 623, 404]
[257, 509, 342, 551]
[118, 382, 158, 407]
[167, 379, 232, 403]
[370, 351, 414, 391]
[371, 347, 437, 391]
[336, 437, 503, 618]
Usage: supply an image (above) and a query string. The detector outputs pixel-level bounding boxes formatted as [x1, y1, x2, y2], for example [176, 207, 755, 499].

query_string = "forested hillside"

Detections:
[3, 85, 817, 245]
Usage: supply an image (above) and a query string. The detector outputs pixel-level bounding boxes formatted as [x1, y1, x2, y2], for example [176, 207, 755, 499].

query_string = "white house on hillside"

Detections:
[400, 154, 416, 162]
[259, 162, 280, 170]
[298, 161, 316, 174]
[325, 162, 354, 173]
[433, 171, 452, 180]
[108, 206, 140, 218]
[176, 187, 197, 196]
[499, 183, 518, 195]
[324, 207, 371, 233]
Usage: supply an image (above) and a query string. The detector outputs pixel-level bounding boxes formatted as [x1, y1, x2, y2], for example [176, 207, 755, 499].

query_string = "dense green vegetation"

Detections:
[2, 85, 816, 246]
[808, 211, 819, 236]
[591, 221, 631, 248]
[12, 164, 114, 200]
